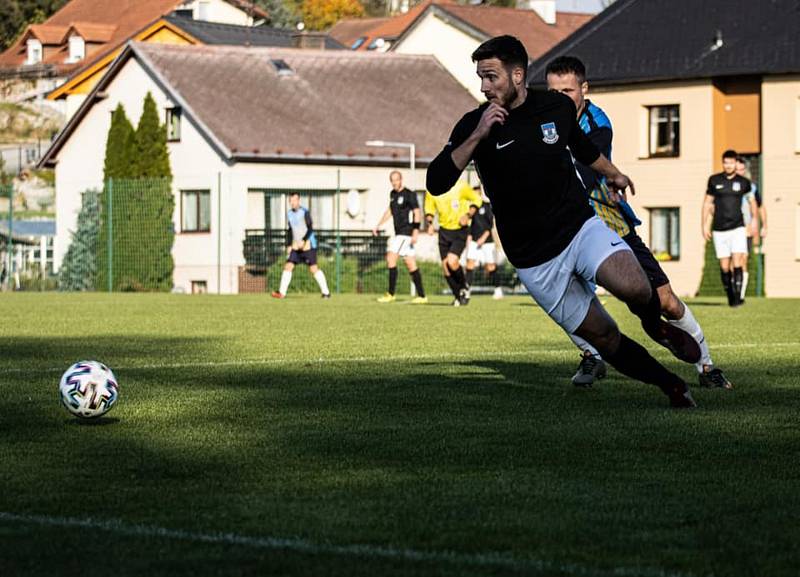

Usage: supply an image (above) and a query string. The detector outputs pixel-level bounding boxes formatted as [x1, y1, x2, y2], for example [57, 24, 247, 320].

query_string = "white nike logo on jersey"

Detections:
[496, 140, 515, 150]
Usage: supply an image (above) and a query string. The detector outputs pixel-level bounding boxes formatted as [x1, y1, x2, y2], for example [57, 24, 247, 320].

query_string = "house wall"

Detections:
[182, 0, 256, 25]
[393, 11, 483, 99]
[589, 80, 715, 297]
[712, 77, 761, 171]
[761, 75, 800, 297]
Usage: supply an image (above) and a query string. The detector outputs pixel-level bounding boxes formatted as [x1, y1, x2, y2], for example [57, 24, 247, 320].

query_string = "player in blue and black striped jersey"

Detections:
[546, 56, 731, 390]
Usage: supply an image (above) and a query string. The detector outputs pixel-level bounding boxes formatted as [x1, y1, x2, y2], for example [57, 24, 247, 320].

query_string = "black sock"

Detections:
[732, 267, 743, 305]
[489, 269, 499, 287]
[465, 268, 474, 287]
[445, 274, 459, 296]
[449, 266, 466, 294]
[388, 266, 398, 295]
[627, 285, 661, 332]
[410, 269, 425, 298]
[721, 269, 734, 305]
[604, 333, 686, 392]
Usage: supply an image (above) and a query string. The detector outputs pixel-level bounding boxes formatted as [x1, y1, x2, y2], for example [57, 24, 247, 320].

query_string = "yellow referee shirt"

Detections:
[424, 180, 482, 231]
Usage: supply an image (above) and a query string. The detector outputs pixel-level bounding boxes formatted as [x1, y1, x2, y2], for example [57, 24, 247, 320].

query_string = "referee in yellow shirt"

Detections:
[424, 178, 482, 305]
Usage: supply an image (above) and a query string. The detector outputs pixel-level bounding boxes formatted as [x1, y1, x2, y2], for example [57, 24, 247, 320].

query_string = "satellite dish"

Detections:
[346, 189, 360, 218]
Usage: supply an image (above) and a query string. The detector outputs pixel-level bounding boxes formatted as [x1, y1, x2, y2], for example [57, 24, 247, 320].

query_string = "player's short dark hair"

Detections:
[736, 155, 747, 164]
[722, 149, 738, 160]
[545, 56, 587, 83]
[289, 191, 300, 197]
[472, 35, 528, 79]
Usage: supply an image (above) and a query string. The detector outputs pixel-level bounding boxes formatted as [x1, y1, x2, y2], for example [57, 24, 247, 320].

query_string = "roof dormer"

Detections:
[67, 35, 85, 63]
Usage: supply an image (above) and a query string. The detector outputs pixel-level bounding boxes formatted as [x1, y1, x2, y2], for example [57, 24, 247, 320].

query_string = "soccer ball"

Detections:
[59, 361, 119, 419]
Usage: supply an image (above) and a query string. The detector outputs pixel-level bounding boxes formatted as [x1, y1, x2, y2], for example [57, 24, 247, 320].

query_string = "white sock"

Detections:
[741, 271, 749, 300]
[279, 270, 292, 295]
[667, 301, 712, 373]
[570, 334, 601, 358]
[314, 270, 330, 295]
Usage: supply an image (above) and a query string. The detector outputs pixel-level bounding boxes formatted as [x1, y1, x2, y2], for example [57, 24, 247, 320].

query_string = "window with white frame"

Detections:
[26, 38, 42, 65]
[166, 107, 181, 142]
[68, 35, 85, 62]
[648, 105, 680, 157]
[181, 190, 211, 232]
[649, 207, 680, 261]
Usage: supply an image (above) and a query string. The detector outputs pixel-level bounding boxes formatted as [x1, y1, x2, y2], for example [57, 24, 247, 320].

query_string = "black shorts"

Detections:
[438, 227, 468, 260]
[287, 248, 317, 266]
[623, 232, 670, 289]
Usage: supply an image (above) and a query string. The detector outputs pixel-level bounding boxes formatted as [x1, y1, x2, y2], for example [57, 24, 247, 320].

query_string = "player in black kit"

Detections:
[702, 150, 754, 307]
[372, 171, 427, 304]
[465, 190, 503, 299]
[427, 35, 697, 407]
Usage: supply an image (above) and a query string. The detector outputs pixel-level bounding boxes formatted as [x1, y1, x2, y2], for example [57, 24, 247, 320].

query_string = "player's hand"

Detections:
[301, 240, 311, 252]
[372, 227, 379, 237]
[606, 173, 635, 197]
[473, 103, 508, 140]
[459, 214, 469, 227]
[703, 227, 712, 242]
[760, 226, 767, 238]
[427, 225, 435, 236]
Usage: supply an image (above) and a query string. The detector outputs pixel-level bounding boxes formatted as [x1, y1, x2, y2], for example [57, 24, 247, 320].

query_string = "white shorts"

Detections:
[387, 234, 415, 257]
[466, 240, 496, 264]
[712, 227, 747, 259]
[516, 216, 631, 334]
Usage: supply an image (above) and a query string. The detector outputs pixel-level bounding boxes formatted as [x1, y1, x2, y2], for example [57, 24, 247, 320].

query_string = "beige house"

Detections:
[529, 0, 800, 298]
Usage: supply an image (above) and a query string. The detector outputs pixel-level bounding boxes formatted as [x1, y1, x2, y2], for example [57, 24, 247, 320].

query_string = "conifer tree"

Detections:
[58, 189, 100, 291]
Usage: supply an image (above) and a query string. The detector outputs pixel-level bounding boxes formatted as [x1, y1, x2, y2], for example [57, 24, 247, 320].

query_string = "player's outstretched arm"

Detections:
[701, 195, 715, 241]
[589, 154, 635, 199]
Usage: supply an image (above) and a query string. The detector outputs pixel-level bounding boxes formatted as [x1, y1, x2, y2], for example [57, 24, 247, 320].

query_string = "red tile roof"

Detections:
[328, 16, 390, 48]
[333, 2, 592, 58]
[0, 0, 267, 75]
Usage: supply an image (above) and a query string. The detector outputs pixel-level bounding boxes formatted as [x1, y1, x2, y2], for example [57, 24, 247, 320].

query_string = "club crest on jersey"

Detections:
[541, 122, 559, 144]
[398, 196, 404, 205]
[732, 181, 741, 192]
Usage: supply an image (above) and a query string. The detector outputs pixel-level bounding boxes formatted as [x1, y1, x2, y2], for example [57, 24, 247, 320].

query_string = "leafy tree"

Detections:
[0, 1, 69, 50]
[301, 0, 364, 30]
[254, 0, 300, 28]
[58, 189, 100, 291]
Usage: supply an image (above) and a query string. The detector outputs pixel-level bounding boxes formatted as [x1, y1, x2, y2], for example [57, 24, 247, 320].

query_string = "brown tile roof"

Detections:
[437, 4, 593, 60]
[0, 0, 267, 75]
[68, 22, 119, 43]
[25, 24, 70, 45]
[333, 1, 592, 57]
[47, 42, 477, 165]
[327, 17, 390, 48]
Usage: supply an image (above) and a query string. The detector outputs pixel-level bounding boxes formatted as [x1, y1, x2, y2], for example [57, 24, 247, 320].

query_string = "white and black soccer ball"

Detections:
[59, 361, 119, 419]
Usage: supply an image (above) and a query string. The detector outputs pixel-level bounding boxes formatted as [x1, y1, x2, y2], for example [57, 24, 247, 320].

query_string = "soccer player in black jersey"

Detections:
[465, 189, 503, 300]
[702, 150, 754, 307]
[546, 56, 731, 390]
[372, 171, 427, 304]
[427, 35, 696, 407]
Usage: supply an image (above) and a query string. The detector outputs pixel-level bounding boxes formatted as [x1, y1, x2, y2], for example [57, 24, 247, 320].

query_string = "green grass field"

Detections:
[1, 293, 798, 577]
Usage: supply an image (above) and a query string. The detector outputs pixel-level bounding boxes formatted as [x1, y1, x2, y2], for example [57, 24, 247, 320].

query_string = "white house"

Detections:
[40, 42, 477, 293]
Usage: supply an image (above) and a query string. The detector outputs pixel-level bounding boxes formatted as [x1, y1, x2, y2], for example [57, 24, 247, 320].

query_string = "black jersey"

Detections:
[470, 201, 494, 243]
[706, 173, 751, 231]
[427, 90, 600, 268]
[390, 187, 419, 236]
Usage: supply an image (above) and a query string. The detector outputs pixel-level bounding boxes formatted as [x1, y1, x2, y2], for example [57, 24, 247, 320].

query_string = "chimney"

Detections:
[291, 31, 328, 49]
[517, 0, 557, 25]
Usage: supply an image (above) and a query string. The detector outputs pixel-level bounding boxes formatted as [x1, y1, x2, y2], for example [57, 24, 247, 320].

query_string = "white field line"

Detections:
[0, 511, 701, 577]
[0, 341, 797, 376]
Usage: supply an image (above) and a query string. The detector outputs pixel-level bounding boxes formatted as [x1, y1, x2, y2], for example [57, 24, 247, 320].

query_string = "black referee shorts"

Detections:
[623, 232, 670, 289]
[438, 227, 468, 260]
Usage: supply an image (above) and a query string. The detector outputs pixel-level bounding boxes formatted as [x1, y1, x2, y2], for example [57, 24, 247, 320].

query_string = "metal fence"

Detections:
[1, 179, 518, 295]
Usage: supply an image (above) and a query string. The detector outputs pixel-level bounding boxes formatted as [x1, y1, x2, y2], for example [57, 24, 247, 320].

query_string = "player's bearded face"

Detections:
[478, 59, 517, 109]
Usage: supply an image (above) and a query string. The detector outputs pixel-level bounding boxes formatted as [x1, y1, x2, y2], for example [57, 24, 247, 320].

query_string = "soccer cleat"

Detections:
[458, 288, 470, 306]
[492, 286, 504, 300]
[644, 320, 701, 364]
[451, 297, 461, 307]
[663, 382, 697, 409]
[410, 296, 428, 304]
[571, 351, 607, 387]
[321, 293, 331, 299]
[377, 293, 396, 303]
[698, 367, 733, 389]
[271, 291, 285, 299]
